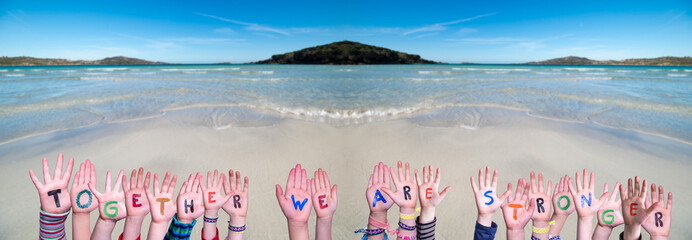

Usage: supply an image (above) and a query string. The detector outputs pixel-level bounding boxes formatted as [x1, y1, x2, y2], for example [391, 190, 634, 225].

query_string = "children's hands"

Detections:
[176, 173, 204, 223]
[366, 162, 394, 213]
[416, 165, 451, 222]
[222, 170, 249, 219]
[568, 169, 609, 217]
[123, 168, 150, 218]
[89, 170, 127, 221]
[597, 182, 624, 228]
[70, 160, 97, 213]
[380, 161, 418, 211]
[144, 171, 177, 223]
[203, 170, 232, 213]
[529, 172, 552, 223]
[641, 184, 672, 237]
[501, 178, 535, 230]
[29, 153, 74, 214]
[276, 164, 312, 224]
[310, 168, 337, 219]
[552, 175, 576, 217]
[471, 167, 511, 225]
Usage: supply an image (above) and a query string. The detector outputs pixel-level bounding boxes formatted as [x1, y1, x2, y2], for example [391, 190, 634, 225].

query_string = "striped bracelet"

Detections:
[203, 216, 218, 223]
[398, 221, 416, 231]
[355, 228, 385, 236]
[228, 223, 245, 233]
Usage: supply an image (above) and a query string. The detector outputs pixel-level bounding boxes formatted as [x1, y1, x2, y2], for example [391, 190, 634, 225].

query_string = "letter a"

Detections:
[291, 195, 308, 211]
[373, 189, 387, 207]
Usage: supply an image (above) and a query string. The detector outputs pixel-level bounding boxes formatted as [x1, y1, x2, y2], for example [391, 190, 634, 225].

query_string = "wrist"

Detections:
[596, 224, 614, 232]
[578, 216, 593, 222]
[477, 213, 494, 227]
[96, 217, 117, 229]
[177, 216, 195, 224]
[369, 211, 388, 221]
[532, 220, 550, 228]
[399, 207, 416, 214]
[650, 236, 668, 240]
[419, 207, 435, 224]
[204, 209, 219, 218]
[229, 216, 246, 226]
[317, 215, 333, 223]
[624, 224, 642, 240]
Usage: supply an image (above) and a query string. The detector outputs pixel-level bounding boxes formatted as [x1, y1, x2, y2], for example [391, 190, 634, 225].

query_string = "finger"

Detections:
[546, 180, 552, 197]
[275, 184, 285, 202]
[162, 171, 171, 192]
[390, 166, 398, 184]
[397, 161, 404, 183]
[77, 162, 85, 185]
[491, 170, 498, 188]
[168, 175, 177, 193]
[610, 182, 621, 202]
[228, 170, 235, 192]
[122, 173, 130, 192]
[647, 184, 655, 206]
[213, 169, 219, 187]
[191, 173, 201, 193]
[530, 172, 537, 194]
[554, 177, 560, 195]
[136, 168, 144, 188]
[404, 162, 410, 181]
[504, 183, 513, 202]
[72, 170, 81, 189]
[379, 162, 385, 183]
[627, 178, 633, 198]
[383, 163, 391, 185]
[470, 177, 479, 193]
[220, 173, 228, 194]
[368, 174, 374, 188]
[62, 157, 74, 183]
[129, 169, 137, 189]
[373, 164, 380, 184]
[575, 171, 582, 190]
[184, 174, 194, 192]
[428, 166, 433, 183]
[640, 179, 648, 200]
[514, 179, 523, 200]
[206, 171, 212, 189]
[478, 168, 484, 188]
[538, 173, 544, 193]
[582, 169, 588, 190]
[54, 153, 63, 181]
[243, 176, 248, 192]
[666, 192, 673, 210]
[434, 168, 441, 184]
[330, 184, 338, 200]
[657, 185, 664, 204]
[179, 181, 188, 195]
[634, 176, 640, 197]
[153, 173, 161, 196]
[619, 183, 626, 201]
[439, 186, 452, 200]
[105, 171, 112, 192]
[301, 169, 308, 191]
[311, 177, 316, 194]
[144, 172, 152, 197]
[521, 182, 530, 203]
[306, 178, 311, 195]
[82, 160, 89, 185]
[89, 161, 96, 185]
[484, 166, 491, 188]
[589, 172, 595, 190]
[287, 167, 295, 189]
[114, 170, 125, 193]
[567, 178, 577, 198]
[88, 182, 101, 198]
[323, 171, 331, 190]
[380, 187, 396, 199]
[415, 170, 421, 186]
[42, 157, 51, 182]
[234, 171, 242, 191]
[313, 171, 319, 191]
[29, 170, 43, 188]
[296, 164, 303, 189]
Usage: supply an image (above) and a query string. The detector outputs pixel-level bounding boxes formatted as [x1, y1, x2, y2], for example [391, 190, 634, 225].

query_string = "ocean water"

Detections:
[1, 64, 691, 144]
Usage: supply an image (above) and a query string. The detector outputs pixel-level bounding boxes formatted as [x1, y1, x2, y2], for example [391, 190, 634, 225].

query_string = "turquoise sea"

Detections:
[1, 64, 691, 144]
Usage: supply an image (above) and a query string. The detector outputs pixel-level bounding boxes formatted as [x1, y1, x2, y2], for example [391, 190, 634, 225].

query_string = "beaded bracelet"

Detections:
[355, 228, 385, 236]
[531, 236, 541, 240]
[398, 221, 416, 231]
[399, 208, 420, 220]
[360, 233, 388, 240]
[549, 236, 561, 240]
[228, 223, 246, 233]
[396, 230, 416, 240]
[203, 216, 218, 223]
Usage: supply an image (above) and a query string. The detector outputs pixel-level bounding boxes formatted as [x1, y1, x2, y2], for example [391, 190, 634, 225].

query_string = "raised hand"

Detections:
[568, 169, 609, 218]
[552, 175, 575, 217]
[71, 160, 97, 213]
[203, 170, 232, 214]
[597, 182, 623, 228]
[380, 161, 418, 211]
[123, 168, 150, 218]
[222, 170, 249, 240]
[501, 178, 534, 231]
[89, 170, 127, 221]
[311, 168, 337, 219]
[620, 176, 659, 240]
[529, 172, 552, 223]
[29, 153, 74, 213]
[416, 165, 451, 223]
[176, 173, 204, 223]
[144, 171, 178, 240]
[642, 184, 672, 238]
[366, 162, 394, 213]
[471, 166, 510, 226]
[276, 164, 312, 223]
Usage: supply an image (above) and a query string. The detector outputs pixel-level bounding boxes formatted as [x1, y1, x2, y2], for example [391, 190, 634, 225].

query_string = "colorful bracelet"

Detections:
[549, 236, 561, 240]
[203, 216, 218, 223]
[360, 233, 388, 240]
[395, 230, 416, 240]
[399, 208, 420, 220]
[398, 221, 416, 231]
[532, 221, 555, 234]
[531, 236, 541, 240]
[355, 228, 385, 236]
[39, 208, 70, 240]
[228, 223, 246, 233]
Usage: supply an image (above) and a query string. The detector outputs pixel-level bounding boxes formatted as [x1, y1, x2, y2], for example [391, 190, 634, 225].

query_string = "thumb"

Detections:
[275, 184, 286, 203]
[645, 201, 661, 216]
[439, 186, 452, 200]
[380, 187, 396, 199]
[88, 183, 102, 200]
[331, 184, 338, 201]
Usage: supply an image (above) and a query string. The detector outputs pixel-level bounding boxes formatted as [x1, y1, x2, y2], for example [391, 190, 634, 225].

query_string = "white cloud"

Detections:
[402, 12, 498, 36]
[195, 12, 290, 36]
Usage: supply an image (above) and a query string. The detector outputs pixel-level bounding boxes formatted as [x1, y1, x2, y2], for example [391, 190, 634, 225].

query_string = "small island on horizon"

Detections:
[1, 41, 691, 66]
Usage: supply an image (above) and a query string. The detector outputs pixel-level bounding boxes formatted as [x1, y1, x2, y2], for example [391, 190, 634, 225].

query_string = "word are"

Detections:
[156, 198, 170, 215]
[536, 198, 545, 213]
[76, 190, 92, 209]
[291, 195, 308, 211]
[373, 189, 387, 207]
[403, 186, 412, 200]
[318, 195, 328, 209]
[104, 201, 119, 218]
[233, 195, 241, 208]
[425, 188, 432, 199]
[484, 190, 494, 205]
[132, 193, 142, 207]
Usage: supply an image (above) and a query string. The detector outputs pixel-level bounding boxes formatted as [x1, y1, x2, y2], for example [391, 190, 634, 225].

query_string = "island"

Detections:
[525, 56, 692, 66]
[0, 56, 169, 66]
[252, 40, 438, 64]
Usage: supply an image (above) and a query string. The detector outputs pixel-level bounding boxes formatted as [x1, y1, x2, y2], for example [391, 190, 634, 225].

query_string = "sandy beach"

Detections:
[1, 106, 690, 239]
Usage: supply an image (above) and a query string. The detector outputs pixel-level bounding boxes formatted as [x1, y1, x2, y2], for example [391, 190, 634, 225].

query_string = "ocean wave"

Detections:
[240, 70, 274, 75]
[87, 67, 128, 71]
[84, 72, 107, 75]
[667, 73, 688, 77]
[418, 70, 453, 74]
[4, 73, 25, 77]
[0, 69, 8, 72]
[584, 72, 608, 75]
[683, 69, 692, 72]
[565, 67, 606, 71]
[335, 69, 355, 72]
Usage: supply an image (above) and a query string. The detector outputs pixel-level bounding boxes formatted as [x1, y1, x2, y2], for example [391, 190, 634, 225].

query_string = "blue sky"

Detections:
[1, 0, 690, 63]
